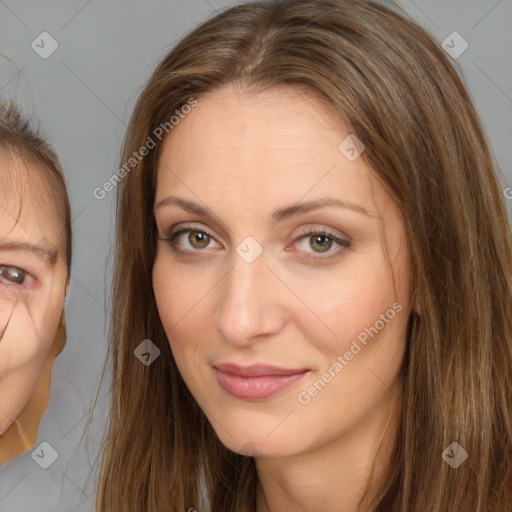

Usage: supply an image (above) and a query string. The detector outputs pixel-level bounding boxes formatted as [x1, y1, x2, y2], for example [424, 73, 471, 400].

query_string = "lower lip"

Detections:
[214, 369, 309, 400]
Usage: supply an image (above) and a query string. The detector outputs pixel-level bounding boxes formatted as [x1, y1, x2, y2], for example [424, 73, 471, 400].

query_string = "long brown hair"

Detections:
[97, 0, 512, 510]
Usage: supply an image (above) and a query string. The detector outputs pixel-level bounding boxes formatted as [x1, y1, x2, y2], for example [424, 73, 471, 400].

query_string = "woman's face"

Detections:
[153, 85, 411, 457]
[0, 156, 68, 435]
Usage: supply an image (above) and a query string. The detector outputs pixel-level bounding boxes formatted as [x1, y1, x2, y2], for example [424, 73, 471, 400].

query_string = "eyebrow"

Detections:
[0, 241, 59, 263]
[154, 195, 374, 222]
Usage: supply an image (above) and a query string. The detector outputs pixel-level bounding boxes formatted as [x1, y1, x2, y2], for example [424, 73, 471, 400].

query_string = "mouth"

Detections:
[213, 363, 310, 400]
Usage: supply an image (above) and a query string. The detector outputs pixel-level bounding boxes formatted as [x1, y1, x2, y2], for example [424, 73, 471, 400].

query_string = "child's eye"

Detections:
[0, 265, 27, 285]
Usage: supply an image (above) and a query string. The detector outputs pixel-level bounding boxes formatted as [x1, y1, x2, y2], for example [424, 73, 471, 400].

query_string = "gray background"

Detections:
[0, 0, 510, 510]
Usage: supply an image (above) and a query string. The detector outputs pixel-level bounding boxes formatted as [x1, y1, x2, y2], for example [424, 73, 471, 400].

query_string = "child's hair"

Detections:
[97, 0, 512, 510]
[0, 101, 72, 270]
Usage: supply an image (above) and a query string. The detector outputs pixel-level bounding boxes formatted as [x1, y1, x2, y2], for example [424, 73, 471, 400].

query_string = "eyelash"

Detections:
[0, 265, 29, 287]
[160, 226, 350, 259]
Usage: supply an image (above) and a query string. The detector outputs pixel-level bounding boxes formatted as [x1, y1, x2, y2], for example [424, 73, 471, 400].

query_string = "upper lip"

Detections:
[213, 363, 309, 377]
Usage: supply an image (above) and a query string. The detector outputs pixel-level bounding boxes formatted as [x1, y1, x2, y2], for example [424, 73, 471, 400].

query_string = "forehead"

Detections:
[167, 85, 346, 150]
[156, 85, 383, 215]
[0, 152, 64, 252]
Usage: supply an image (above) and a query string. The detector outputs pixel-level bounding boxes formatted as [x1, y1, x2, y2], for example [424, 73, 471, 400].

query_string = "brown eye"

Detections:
[0, 265, 26, 285]
[309, 234, 333, 253]
[293, 229, 350, 257]
[165, 227, 221, 252]
[188, 231, 210, 249]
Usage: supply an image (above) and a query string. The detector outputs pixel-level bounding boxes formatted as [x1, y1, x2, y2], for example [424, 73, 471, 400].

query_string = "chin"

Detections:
[211, 423, 300, 458]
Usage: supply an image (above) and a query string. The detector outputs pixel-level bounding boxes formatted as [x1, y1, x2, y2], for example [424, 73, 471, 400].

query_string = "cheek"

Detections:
[297, 253, 410, 401]
[152, 256, 213, 383]
[152, 251, 213, 331]
[293, 253, 407, 354]
[0, 322, 52, 434]
[0, 296, 60, 377]
[152, 259, 174, 330]
[0, 365, 44, 435]
[0, 325, 52, 377]
[0, 297, 11, 336]
[0, 293, 26, 339]
[152, 258, 187, 353]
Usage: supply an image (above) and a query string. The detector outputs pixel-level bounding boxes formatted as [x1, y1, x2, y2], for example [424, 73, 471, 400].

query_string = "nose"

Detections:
[214, 250, 287, 347]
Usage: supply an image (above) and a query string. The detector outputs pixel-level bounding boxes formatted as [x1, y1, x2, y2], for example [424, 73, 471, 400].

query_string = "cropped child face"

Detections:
[153, 85, 411, 457]
[0, 155, 68, 435]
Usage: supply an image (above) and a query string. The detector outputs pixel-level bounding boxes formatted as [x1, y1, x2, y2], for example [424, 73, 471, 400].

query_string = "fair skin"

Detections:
[0, 155, 68, 435]
[153, 85, 411, 511]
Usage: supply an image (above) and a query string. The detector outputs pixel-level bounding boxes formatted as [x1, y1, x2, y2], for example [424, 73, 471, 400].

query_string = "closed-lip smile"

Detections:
[213, 363, 310, 400]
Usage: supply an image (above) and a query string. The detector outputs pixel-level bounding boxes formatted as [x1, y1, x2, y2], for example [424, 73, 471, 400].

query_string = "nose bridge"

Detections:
[214, 248, 284, 345]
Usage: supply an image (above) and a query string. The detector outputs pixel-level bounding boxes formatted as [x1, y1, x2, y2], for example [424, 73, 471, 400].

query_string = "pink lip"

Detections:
[213, 363, 309, 400]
